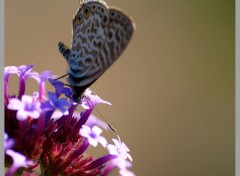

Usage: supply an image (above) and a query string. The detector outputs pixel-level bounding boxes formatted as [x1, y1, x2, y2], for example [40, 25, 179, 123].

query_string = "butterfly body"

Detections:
[59, 0, 135, 102]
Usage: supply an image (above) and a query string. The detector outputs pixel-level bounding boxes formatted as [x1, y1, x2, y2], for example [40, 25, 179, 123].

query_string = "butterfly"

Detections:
[58, 0, 135, 102]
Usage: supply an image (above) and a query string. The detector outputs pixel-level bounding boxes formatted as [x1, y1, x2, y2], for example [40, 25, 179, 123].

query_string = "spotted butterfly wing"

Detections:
[96, 8, 134, 73]
[59, 0, 135, 102]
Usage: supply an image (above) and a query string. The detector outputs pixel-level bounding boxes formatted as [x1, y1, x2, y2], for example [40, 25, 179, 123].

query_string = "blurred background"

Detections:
[5, 0, 234, 176]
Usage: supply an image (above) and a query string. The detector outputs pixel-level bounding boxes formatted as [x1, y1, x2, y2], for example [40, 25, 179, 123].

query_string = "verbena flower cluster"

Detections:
[4, 64, 135, 176]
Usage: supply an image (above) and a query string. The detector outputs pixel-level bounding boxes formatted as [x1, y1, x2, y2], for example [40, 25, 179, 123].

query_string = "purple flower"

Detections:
[4, 66, 20, 101]
[81, 88, 112, 109]
[102, 159, 135, 176]
[42, 92, 70, 115]
[107, 135, 133, 167]
[16, 64, 39, 80]
[34, 71, 57, 101]
[5, 150, 34, 176]
[80, 125, 107, 147]
[119, 167, 136, 176]
[4, 64, 39, 101]
[103, 139, 135, 176]
[4, 64, 37, 81]
[7, 95, 41, 121]
[4, 133, 14, 151]
[49, 79, 72, 98]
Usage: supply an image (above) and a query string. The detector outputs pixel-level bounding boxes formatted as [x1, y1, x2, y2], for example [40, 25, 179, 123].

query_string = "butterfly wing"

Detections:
[73, 7, 135, 88]
[67, 1, 110, 87]
[96, 8, 135, 72]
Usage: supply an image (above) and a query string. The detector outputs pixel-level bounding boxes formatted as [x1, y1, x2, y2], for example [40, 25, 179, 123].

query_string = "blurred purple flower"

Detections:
[7, 95, 41, 121]
[17, 64, 39, 80]
[5, 150, 34, 176]
[107, 135, 133, 167]
[4, 133, 14, 151]
[119, 167, 136, 176]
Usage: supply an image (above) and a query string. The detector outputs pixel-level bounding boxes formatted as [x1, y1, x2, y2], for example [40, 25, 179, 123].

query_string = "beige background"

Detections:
[5, 0, 234, 176]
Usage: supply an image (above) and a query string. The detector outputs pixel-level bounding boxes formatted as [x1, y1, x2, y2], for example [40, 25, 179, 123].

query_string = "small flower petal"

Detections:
[81, 88, 112, 108]
[7, 99, 23, 110]
[119, 168, 136, 176]
[4, 66, 18, 75]
[16, 110, 30, 121]
[47, 92, 70, 114]
[85, 114, 110, 130]
[92, 125, 102, 135]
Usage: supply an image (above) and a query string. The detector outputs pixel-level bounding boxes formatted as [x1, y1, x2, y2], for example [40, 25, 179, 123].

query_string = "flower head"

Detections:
[4, 65, 135, 176]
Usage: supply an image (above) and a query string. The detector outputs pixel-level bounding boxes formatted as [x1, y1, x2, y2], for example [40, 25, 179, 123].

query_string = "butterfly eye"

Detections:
[84, 6, 90, 18]
[77, 14, 83, 24]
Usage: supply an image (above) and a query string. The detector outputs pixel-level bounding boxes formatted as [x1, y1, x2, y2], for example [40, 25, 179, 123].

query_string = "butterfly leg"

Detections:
[58, 42, 71, 61]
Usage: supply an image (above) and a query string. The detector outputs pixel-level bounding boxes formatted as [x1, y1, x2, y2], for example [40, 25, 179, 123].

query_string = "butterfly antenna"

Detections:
[85, 96, 116, 132]
[95, 107, 116, 132]
[54, 73, 69, 81]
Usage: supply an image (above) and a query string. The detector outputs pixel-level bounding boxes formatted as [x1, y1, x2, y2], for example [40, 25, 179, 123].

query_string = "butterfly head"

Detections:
[71, 86, 89, 103]
[72, 90, 83, 103]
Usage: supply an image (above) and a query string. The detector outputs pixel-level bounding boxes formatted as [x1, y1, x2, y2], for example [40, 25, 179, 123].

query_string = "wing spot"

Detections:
[108, 31, 113, 39]
[80, 51, 84, 58]
[76, 43, 81, 51]
[85, 57, 92, 64]
[103, 15, 108, 24]
[97, 41, 103, 48]
[88, 35, 94, 42]
[91, 23, 95, 32]
[116, 29, 120, 42]
[111, 12, 115, 17]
